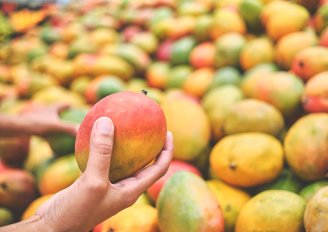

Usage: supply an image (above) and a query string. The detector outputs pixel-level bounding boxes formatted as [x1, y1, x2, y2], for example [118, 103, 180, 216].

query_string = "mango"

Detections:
[194, 15, 214, 41]
[131, 32, 159, 54]
[313, 4, 328, 33]
[32, 86, 85, 107]
[183, 68, 214, 98]
[291, 46, 328, 81]
[300, 181, 328, 202]
[75, 91, 167, 183]
[85, 75, 126, 104]
[292, 0, 320, 13]
[319, 27, 328, 47]
[275, 31, 318, 70]
[161, 97, 210, 161]
[210, 9, 246, 40]
[126, 79, 148, 93]
[91, 55, 134, 81]
[73, 54, 134, 81]
[146, 62, 170, 89]
[89, 28, 119, 49]
[210, 67, 242, 88]
[157, 172, 225, 232]
[22, 194, 53, 220]
[0, 136, 30, 168]
[96, 205, 158, 232]
[68, 36, 97, 59]
[243, 62, 278, 77]
[24, 136, 54, 175]
[242, 71, 304, 116]
[0, 208, 13, 227]
[167, 65, 191, 89]
[202, 86, 244, 141]
[240, 37, 274, 70]
[215, 33, 246, 68]
[70, 76, 90, 96]
[166, 16, 196, 40]
[39, 154, 81, 195]
[0, 169, 37, 213]
[156, 40, 172, 62]
[236, 190, 306, 232]
[147, 160, 201, 202]
[170, 36, 196, 65]
[303, 71, 328, 113]
[284, 114, 328, 181]
[223, 99, 284, 136]
[102, 44, 151, 73]
[304, 186, 328, 232]
[210, 132, 284, 187]
[207, 180, 251, 232]
[239, 0, 264, 32]
[190, 42, 215, 68]
[47, 108, 87, 156]
[261, 1, 310, 41]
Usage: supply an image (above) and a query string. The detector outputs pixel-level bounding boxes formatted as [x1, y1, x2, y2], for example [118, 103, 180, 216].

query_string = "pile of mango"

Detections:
[1, 0, 328, 231]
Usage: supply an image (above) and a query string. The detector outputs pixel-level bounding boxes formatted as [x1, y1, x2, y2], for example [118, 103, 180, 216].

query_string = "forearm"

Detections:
[0, 216, 50, 232]
[0, 115, 41, 137]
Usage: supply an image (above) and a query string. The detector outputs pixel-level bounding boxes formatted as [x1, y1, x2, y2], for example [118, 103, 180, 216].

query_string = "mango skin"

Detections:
[223, 99, 284, 136]
[0, 208, 13, 227]
[303, 71, 328, 113]
[0, 169, 37, 213]
[215, 33, 246, 68]
[291, 46, 328, 81]
[210, 132, 284, 188]
[210, 9, 246, 40]
[162, 98, 210, 161]
[75, 91, 167, 183]
[304, 186, 328, 232]
[39, 155, 81, 195]
[47, 108, 87, 156]
[202, 86, 244, 141]
[275, 31, 318, 70]
[157, 171, 224, 232]
[300, 181, 328, 203]
[242, 71, 304, 116]
[261, 1, 310, 41]
[240, 37, 274, 70]
[284, 114, 328, 181]
[236, 190, 306, 232]
[206, 180, 250, 232]
[22, 194, 53, 220]
[96, 205, 158, 232]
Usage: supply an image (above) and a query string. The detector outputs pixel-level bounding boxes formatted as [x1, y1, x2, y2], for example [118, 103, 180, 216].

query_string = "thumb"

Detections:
[85, 117, 114, 181]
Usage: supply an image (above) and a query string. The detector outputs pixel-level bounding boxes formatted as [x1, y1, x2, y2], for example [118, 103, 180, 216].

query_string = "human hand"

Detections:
[34, 117, 173, 232]
[20, 104, 78, 136]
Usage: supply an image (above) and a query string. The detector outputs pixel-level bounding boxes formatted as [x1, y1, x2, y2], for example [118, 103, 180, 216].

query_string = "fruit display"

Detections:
[1, 0, 328, 231]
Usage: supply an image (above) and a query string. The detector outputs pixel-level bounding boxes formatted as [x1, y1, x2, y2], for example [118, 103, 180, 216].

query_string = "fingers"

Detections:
[85, 117, 115, 181]
[115, 132, 173, 194]
[52, 104, 71, 114]
[55, 122, 79, 136]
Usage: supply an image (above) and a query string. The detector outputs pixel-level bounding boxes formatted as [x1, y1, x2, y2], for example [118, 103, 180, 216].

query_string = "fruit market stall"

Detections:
[0, 0, 328, 231]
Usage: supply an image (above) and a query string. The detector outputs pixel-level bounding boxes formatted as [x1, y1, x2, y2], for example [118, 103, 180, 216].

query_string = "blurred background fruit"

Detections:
[0, 0, 328, 230]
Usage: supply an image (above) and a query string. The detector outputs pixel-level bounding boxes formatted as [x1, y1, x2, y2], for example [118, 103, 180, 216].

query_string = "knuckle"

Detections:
[93, 140, 113, 155]
[155, 164, 168, 177]
[84, 177, 108, 194]
[120, 190, 138, 207]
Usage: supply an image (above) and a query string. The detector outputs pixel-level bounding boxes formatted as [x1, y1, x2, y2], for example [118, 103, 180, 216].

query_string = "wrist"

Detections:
[28, 215, 55, 232]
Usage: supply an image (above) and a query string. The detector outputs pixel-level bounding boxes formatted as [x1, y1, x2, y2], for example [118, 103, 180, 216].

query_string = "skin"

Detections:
[0, 104, 77, 137]
[0, 117, 173, 232]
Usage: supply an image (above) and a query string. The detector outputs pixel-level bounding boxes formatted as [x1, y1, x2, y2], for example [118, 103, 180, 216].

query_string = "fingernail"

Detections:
[97, 117, 113, 135]
[168, 131, 173, 138]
